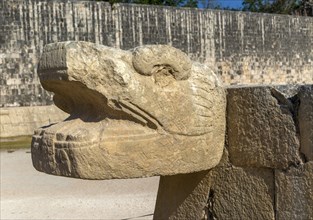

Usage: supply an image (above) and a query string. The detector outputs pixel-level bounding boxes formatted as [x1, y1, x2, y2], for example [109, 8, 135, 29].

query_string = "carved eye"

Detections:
[153, 65, 177, 87]
[132, 45, 192, 80]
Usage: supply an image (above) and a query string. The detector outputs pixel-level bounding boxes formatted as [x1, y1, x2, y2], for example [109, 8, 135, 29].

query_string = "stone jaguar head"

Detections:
[31, 42, 226, 179]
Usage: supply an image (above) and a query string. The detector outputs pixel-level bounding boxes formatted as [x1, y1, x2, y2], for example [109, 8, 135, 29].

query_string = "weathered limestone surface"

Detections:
[208, 166, 275, 220]
[275, 162, 313, 220]
[31, 41, 226, 179]
[154, 171, 211, 220]
[298, 85, 313, 161]
[227, 86, 301, 169]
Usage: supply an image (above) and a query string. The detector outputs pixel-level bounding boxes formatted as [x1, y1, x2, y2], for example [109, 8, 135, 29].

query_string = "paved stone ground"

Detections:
[0, 149, 159, 220]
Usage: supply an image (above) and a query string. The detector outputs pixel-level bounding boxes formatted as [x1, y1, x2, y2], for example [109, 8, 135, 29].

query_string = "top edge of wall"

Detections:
[113, 2, 313, 19]
[3, 0, 111, 5]
[3, 0, 312, 20]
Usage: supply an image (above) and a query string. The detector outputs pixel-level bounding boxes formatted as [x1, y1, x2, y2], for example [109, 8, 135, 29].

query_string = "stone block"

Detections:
[275, 162, 313, 220]
[32, 42, 226, 179]
[154, 171, 211, 220]
[227, 86, 301, 169]
[298, 85, 313, 161]
[208, 166, 275, 219]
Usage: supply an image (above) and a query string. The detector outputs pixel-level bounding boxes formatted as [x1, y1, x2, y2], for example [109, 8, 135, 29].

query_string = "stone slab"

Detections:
[227, 86, 301, 169]
[275, 162, 313, 220]
[153, 171, 211, 220]
[298, 85, 313, 161]
[208, 166, 275, 220]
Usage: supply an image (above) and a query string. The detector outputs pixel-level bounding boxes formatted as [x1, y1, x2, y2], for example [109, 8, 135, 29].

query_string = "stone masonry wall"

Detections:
[0, 105, 68, 138]
[1, 0, 313, 107]
[205, 84, 313, 219]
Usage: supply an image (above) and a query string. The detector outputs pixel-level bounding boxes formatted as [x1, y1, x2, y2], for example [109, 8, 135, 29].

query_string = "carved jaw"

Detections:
[31, 117, 223, 179]
[31, 42, 226, 179]
[31, 117, 162, 179]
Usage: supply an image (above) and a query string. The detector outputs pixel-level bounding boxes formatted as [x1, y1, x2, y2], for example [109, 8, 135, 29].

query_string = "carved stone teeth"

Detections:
[56, 133, 65, 141]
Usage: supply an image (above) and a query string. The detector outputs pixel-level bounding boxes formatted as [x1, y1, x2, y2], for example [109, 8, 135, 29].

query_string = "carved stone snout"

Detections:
[31, 42, 226, 179]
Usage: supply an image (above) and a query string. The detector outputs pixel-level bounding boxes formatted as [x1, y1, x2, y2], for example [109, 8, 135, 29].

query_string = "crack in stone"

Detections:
[206, 189, 217, 220]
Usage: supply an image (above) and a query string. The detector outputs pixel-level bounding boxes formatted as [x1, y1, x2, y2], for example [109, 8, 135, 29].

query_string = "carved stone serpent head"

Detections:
[31, 42, 226, 179]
